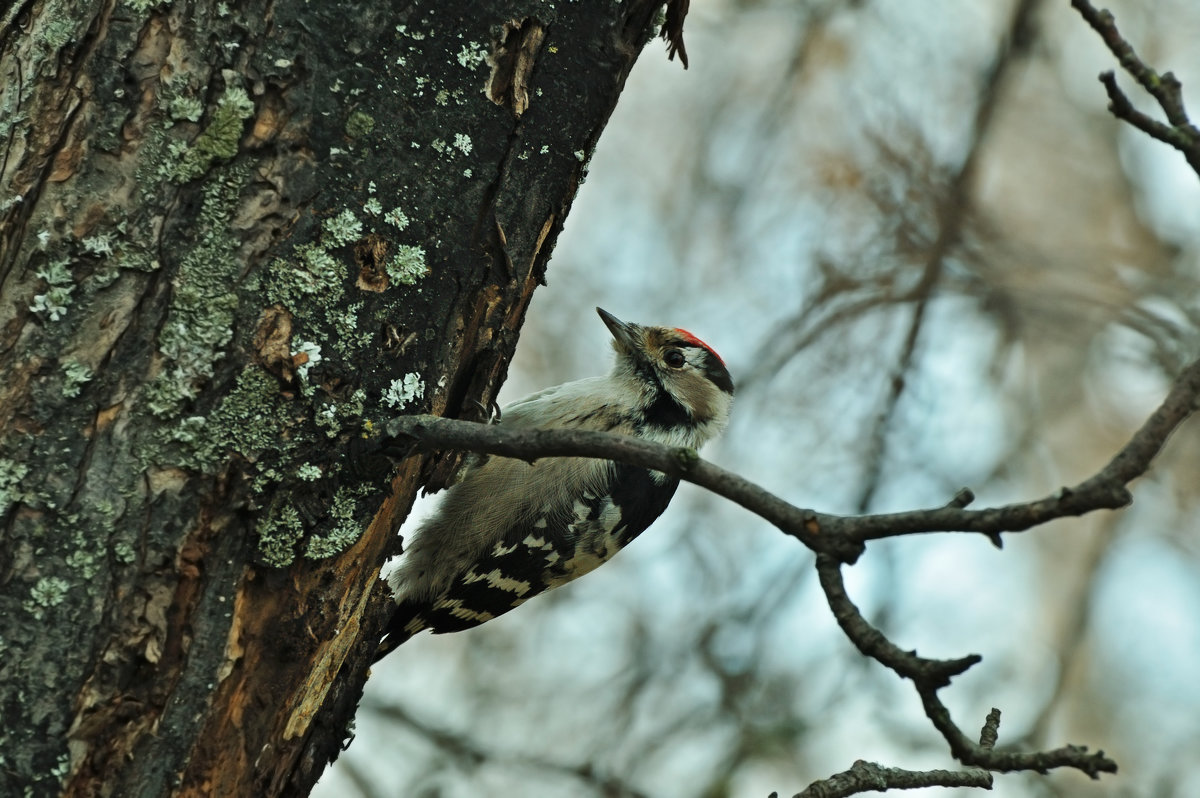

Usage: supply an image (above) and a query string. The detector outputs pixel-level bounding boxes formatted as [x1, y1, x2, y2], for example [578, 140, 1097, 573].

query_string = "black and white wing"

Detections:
[377, 461, 678, 657]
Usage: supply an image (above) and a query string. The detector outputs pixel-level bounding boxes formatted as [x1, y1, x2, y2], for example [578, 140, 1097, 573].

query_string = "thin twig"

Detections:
[789, 759, 992, 798]
[1071, 0, 1200, 174]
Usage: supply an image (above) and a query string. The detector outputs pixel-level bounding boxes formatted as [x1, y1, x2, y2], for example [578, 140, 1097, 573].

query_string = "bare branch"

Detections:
[384, 355, 1200, 557]
[814, 554, 980, 688]
[383, 414, 866, 561]
[815, 554, 1118, 780]
[1071, 0, 1200, 174]
[788, 759, 992, 798]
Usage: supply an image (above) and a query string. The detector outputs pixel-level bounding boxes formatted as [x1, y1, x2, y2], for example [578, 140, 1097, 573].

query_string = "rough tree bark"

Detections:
[0, 2, 675, 795]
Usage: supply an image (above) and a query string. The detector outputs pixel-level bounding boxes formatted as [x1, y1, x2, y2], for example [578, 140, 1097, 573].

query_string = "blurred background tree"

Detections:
[319, 1, 1200, 795]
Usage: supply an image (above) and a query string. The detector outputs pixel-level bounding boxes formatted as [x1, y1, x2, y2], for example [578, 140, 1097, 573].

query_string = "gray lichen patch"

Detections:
[386, 245, 428, 285]
[257, 503, 306, 568]
[303, 483, 374, 560]
[382, 373, 424, 409]
[171, 365, 294, 473]
[144, 168, 249, 419]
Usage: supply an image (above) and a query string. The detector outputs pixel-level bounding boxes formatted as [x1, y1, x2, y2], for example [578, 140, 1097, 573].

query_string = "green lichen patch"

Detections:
[344, 110, 376, 138]
[25, 577, 70, 619]
[383, 207, 410, 230]
[166, 93, 205, 124]
[256, 469, 379, 566]
[29, 256, 75, 322]
[266, 243, 347, 309]
[0, 459, 30, 515]
[114, 542, 137, 564]
[314, 388, 367, 438]
[296, 463, 322, 481]
[37, 15, 76, 52]
[61, 361, 94, 398]
[330, 302, 372, 358]
[171, 83, 255, 183]
[456, 41, 487, 70]
[81, 232, 116, 257]
[66, 548, 102, 580]
[322, 209, 363, 247]
[257, 503, 305, 567]
[181, 365, 294, 472]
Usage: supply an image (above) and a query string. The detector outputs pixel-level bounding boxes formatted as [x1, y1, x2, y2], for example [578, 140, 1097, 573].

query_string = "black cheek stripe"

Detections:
[702, 352, 735, 395]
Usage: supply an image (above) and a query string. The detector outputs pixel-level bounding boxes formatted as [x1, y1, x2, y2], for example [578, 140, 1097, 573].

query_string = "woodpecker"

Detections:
[376, 307, 733, 659]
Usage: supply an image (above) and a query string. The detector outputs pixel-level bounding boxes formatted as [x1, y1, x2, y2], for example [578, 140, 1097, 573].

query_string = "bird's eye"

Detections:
[664, 349, 686, 368]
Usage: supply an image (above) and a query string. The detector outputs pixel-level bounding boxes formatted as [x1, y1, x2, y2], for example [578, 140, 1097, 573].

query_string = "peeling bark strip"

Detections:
[660, 0, 691, 68]
[0, 1, 672, 796]
[486, 18, 547, 117]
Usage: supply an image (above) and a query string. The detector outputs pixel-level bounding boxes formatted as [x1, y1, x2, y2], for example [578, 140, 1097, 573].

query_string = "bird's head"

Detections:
[597, 307, 734, 439]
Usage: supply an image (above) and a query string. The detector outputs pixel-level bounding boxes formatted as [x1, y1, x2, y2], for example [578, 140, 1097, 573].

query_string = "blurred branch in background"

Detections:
[353, 700, 651, 798]
[853, 0, 1040, 516]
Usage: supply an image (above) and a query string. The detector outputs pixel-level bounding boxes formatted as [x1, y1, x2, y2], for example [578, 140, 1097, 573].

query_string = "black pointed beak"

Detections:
[596, 307, 640, 352]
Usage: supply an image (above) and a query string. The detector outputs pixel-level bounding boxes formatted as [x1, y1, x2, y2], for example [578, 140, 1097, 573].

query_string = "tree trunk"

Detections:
[0, 2, 669, 795]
